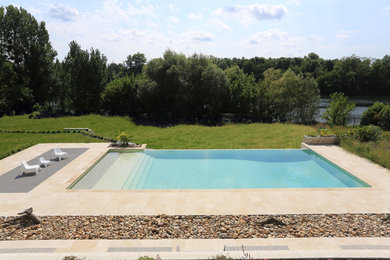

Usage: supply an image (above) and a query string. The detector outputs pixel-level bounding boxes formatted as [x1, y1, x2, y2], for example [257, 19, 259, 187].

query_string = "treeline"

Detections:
[1, 5, 390, 124]
[212, 53, 390, 97]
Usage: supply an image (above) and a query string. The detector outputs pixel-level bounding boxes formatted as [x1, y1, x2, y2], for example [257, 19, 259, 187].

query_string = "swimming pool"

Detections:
[70, 149, 369, 190]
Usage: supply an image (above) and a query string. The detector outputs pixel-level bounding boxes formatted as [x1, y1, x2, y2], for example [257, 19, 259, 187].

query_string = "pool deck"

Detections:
[0, 142, 389, 216]
[1, 143, 390, 258]
[1, 237, 390, 259]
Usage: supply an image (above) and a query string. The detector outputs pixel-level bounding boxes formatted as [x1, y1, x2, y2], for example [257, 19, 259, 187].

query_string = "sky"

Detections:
[2, 0, 390, 63]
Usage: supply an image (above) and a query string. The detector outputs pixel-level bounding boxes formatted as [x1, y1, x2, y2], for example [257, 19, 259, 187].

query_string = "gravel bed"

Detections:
[1, 214, 389, 240]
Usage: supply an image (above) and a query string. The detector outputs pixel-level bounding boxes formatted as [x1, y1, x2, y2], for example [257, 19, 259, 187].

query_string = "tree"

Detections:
[0, 5, 56, 113]
[193, 62, 229, 121]
[101, 76, 139, 116]
[360, 102, 390, 131]
[322, 92, 355, 126]
[63, 41, 107, 114]
[137, 50, 229, 123]
[107, 62, 126, 82]
[224, 66, 257, 114]
[253, 68, 282, 122]
[254, 69, 320, 123]
[137, 50, 188, 120]
[125, 53, 146, 76]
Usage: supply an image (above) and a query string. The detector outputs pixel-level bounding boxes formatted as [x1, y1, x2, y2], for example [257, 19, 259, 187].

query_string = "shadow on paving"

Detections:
[0, 148, 88, 193]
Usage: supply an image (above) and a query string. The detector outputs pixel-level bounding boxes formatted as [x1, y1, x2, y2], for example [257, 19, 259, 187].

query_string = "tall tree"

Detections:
[125, 53, 146, 76]
[257, 69, 320, 123]
[63, 41, 107, 114]
[0, 5, 56, 113]
[224, 66, 257, 114]
[322, 92, 355, 126]
[101, 76, 139, 116]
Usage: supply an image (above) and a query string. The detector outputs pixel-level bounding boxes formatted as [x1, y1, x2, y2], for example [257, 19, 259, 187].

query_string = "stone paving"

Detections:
[0, 143, 389, 216]
[0, 142, 390, 258]
[1, 237, 390, 259]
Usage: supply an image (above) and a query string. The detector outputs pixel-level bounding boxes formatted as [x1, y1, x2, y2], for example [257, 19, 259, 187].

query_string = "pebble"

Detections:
[0, 214, 389, 240]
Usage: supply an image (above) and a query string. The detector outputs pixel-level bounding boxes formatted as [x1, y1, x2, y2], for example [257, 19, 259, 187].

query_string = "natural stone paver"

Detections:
[0, 143, 389, 216]
[1, 143, 390, 259]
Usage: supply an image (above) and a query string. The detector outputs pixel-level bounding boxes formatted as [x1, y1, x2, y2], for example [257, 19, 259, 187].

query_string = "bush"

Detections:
[361, 102, 390, 130]
[28, 111, 41, 119]
[353, 125, 382, 142]
[117, 132, 130, 145]
[138, 257, 154, 260]
[317, 127, 330, 136]
[322, 92, 355, 126]
[101, 76, 139, 116]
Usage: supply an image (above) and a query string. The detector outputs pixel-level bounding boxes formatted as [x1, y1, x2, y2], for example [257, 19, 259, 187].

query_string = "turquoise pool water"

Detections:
[71, 149, 369, 190]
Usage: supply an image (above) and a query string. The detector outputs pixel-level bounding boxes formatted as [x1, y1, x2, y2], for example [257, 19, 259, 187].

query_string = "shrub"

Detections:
[28, 111, 41, 119]
[101, 76, 139, 116]
[353, 125, 382, 142]
[117, 132, 130, 145]
[322, 92, 355, 126]
[138, 257, 154, 260]
[317, 127, 330, 136]
[361, 102, 390, 131]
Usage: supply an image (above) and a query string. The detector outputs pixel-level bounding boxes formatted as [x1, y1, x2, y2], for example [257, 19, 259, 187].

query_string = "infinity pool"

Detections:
[70, 149, 369, 190]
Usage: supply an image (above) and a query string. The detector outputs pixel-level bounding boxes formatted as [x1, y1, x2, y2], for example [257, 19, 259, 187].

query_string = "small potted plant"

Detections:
[117, 132, 131, 147]
[303, 126, 338, 145]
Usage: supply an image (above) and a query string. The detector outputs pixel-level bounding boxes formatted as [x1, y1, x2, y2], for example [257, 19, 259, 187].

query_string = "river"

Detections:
[317, 97, 390, 125]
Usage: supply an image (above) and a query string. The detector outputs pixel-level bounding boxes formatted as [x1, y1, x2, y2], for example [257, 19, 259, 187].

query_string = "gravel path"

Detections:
[1, 214, 389, 240]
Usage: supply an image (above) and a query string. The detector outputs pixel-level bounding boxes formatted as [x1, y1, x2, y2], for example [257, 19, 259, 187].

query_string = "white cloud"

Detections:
[181, 31, 213, 43]
[48, 4, 79, 21]
[27, 6, 42, 16]
[168, 4, 178, 13]
[214, 4, 288, 24]
[103, 0, 157, 19]
[167, 16, 179, 24]
[336, 30, 359, 39]
[248, 29, 322, 57]
[209, 19, 231, 32]
[249, 29, 288, 44]
[189, 13, 203, 20]
[385, 6, 390, 10]
[45, 0, 162, 62]
[286, 0, 301, 6]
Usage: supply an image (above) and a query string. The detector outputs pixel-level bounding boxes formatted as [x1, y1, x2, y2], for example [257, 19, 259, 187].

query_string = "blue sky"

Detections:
[2, 0, 390, 62]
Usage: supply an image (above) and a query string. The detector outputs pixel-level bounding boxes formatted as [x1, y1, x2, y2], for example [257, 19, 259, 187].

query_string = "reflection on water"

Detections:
[317, 97, 390, 125]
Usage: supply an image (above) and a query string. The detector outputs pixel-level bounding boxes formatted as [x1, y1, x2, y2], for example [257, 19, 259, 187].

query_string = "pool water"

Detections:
[71, 149, 369, 190]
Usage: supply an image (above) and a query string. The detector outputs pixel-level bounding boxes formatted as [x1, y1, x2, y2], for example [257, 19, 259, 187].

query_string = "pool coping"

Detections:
[0, 143, 389, 216]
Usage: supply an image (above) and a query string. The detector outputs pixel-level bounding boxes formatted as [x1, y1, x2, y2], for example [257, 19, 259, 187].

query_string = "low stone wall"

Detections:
[303, 135, 338, 145]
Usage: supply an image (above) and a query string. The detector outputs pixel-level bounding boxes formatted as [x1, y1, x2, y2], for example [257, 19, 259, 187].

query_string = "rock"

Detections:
[1, 213, 389, 240]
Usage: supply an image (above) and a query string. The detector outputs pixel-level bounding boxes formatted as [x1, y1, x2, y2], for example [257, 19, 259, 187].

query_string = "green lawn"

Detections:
[340, 134, 390, 169]
[0, 115, 317, 156]
[0, 132, 100, 157]
[1, 114, 389, 170]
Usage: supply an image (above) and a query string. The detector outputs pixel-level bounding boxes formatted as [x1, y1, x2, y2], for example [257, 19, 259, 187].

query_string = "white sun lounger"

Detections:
[39, 157, 52, 167]
[52, 148, 69, 160]
[21, 161, 41, 175]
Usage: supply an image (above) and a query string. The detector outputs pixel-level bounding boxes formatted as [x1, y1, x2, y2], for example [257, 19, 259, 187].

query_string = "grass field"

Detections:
[0, 115, 317, 155]
[340, 133, 390, 169]
[0, 132, 99, 157]
[1, 114, 389, 169]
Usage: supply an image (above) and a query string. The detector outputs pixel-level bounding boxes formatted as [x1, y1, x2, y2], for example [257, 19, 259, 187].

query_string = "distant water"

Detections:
[317, 97, 390, 125]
